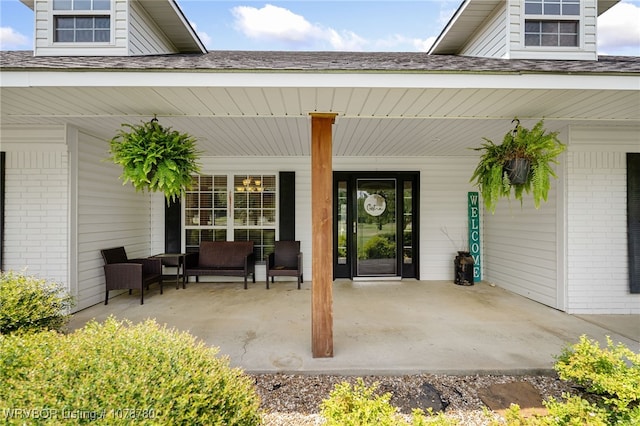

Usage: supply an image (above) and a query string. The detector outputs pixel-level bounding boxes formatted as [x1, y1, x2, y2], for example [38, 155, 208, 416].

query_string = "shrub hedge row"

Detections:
[0, 270, 74, 335]
[0, 317, 261, 425]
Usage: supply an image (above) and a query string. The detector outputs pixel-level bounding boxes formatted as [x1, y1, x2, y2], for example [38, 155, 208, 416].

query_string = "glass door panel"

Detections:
[337, 181, 348, 265]
[356, 179, 397, 276]
[403, 181, 413, 266]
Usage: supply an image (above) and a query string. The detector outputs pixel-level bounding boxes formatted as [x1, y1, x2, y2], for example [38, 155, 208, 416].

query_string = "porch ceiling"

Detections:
[1, 84, 639, 156]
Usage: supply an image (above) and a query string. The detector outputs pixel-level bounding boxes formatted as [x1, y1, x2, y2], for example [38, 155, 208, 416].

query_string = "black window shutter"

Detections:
[628, 153, 640, 293]
[0, 152, 5, 270]
[279, 171, 295, 241]
[165, 198, 181, 253]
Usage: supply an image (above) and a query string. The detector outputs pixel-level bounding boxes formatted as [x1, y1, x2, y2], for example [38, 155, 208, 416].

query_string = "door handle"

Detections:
[353, 221, 357, 234]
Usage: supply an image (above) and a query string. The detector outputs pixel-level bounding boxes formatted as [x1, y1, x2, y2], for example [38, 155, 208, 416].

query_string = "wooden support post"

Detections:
[310, 112, 336, 358]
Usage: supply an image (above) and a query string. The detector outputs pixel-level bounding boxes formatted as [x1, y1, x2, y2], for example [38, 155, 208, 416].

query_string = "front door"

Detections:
[334, 171, 419, 279]
[356, 178, 397, 276]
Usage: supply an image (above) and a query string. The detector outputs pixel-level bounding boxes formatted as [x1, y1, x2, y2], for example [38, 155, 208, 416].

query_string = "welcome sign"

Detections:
[468, 192, 481, 282]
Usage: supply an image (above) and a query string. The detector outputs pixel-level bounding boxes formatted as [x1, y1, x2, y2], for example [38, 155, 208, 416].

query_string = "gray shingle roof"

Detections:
[1, 50, 639, 73]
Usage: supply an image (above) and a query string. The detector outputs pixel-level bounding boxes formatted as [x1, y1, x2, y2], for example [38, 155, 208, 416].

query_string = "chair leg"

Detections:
[297, 276, 301, 290]
[140, 286, 144, 305]
[266, 276, 270, 289]
[105, 290, 109, 305]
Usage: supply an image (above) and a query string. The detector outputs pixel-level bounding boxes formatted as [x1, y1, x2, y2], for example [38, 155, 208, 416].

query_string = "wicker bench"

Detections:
[184, 241, 256, 289]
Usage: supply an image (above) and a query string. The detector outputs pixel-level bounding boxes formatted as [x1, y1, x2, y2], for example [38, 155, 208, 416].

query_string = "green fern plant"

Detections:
[470, 119, 565, 213]
[108, 118, 201, 202]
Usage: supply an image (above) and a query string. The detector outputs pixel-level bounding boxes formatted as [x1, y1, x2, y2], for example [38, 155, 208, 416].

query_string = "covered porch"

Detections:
[2, 52, 639, 364]
[68, 279, 639, 375]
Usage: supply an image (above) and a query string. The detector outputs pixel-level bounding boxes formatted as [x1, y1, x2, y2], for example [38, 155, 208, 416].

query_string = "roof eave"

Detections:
[18, 0, 33, 10]
[138, 0, 207, 54]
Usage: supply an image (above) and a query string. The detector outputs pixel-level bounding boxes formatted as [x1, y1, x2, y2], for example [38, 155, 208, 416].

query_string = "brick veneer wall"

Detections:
[567, 150, 640, 314]
[3, 150, 68, 284]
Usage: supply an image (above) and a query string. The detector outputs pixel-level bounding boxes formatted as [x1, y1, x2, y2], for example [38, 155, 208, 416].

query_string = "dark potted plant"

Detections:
[470, 118, 566, 213]
[108, 117, 201, 202]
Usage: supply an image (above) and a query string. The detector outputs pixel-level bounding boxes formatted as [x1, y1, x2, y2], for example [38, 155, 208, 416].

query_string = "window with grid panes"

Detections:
[525, 0, 580, 16]
[52, 0, 111, 43]
[525, 20, 578, 46]
[184, 174, 277, 262]
[184, 175, 228, 253]
[233, 175, 276, 263]
[524, 0, 579, 47]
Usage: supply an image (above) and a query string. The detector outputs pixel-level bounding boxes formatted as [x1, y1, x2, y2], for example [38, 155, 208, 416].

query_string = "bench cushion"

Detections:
[199, 241, 253, 268]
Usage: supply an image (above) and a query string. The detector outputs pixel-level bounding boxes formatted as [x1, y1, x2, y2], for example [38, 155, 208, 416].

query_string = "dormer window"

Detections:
[52, 0, 111, 43]
[524, 0, 580, 47]
[524, 0, 580, 16]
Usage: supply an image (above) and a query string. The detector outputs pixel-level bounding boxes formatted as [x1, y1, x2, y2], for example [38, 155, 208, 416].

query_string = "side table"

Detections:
[151, 253, 187, 289]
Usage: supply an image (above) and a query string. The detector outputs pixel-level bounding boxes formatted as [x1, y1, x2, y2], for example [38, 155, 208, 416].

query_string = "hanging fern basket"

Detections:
[108, 117, 201, 202]
[470, 118, 566, 213]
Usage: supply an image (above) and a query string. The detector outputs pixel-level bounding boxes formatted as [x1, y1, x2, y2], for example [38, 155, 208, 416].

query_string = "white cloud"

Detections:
[438, 5, 458, 27]
[190, 21, 213, 48]
[373, 34, 435, 52]
[231, 4, 367, 50]
[598, 2, 640, 55]
[0, 27, 30, 50]
[326, 28, 367, 51]
[414, 36, 437, 52]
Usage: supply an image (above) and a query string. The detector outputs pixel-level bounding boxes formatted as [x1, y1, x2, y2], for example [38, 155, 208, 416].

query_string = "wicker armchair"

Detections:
[101, 247, 162, 305]
[266, 241, 303, 289]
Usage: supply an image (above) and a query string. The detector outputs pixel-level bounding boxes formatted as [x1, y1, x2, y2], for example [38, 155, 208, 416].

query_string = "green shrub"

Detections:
[320, 378, 458, 426]
[0, 317, 261, 425]
[338, 234, 347, 258]
[0, 270, 74, 334]
[499, 335, 640, 425]
[411, 408, 460, 426]
[500, 396, 611, 426]
[554, 335, 640, 424]
[359, 235, 396, 260]
[321, 378, 400, 426]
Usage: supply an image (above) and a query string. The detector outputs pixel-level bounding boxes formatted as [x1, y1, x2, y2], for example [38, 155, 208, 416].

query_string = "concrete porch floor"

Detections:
[68, 279, 639, 376]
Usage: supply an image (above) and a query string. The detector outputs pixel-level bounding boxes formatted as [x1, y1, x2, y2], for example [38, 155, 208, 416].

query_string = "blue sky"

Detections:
[1, 0, 639, 55]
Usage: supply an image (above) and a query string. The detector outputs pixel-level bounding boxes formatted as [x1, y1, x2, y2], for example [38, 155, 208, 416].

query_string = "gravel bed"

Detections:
[250, 373, 582, 426]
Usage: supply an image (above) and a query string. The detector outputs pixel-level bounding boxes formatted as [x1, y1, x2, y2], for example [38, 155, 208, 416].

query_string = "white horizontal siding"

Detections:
[582, 0, 598, 54]
[460, 3, 507, 58]
[1, 125, 69, 287]
[482, 124, 567, 310]
[507, 0, 522, 57]
[567, 126, 640, 314]
[417, 157, 480, 280]
[0, 124, 67, 151]
[484, 192, 562, 308]
[75, 129, 153, 310]
[128, 0, 177, 55]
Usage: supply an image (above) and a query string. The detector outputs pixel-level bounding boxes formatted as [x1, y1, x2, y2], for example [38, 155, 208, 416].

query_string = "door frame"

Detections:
[333, 171, 420, 279]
